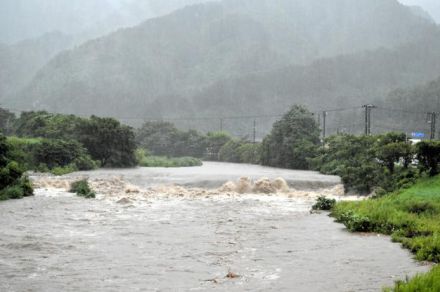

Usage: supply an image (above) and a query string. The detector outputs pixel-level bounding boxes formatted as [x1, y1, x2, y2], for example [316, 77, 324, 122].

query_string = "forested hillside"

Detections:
[0, 32, 73, 99]
[8, 0, 437, 119]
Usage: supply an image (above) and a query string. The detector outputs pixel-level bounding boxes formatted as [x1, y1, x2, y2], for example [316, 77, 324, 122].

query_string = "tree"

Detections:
[205, 132, 233, 161]
[136, 122, 179, 156]
[136, 122, 207, 158]
[375, 132, 413, 173]
[0, 108, 15, 134]
[77, 116, 137, 167]
[219, 140, 242, 163]
[261, 105, 320, 169]
[0, 134, 33, 200]
[12, 111, 81, 139]
[34, 139, 94, 170]
[416, 141, 440, 176]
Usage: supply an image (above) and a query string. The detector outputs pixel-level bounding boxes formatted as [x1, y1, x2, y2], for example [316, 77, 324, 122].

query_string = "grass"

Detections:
[331, 175, 440, 290]
[384, 265, 440, 292]
[51, 164, 78, 176]
[69, 180, 95, 199]
[139, 156, 203, 168]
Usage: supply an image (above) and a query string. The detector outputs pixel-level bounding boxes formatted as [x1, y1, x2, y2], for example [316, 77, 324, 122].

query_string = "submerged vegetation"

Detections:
[312, 196, 336, 211]
[70, 180, 95, 199]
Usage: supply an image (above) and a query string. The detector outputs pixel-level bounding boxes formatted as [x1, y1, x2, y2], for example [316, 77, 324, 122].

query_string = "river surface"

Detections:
[0, 162, 430, 291]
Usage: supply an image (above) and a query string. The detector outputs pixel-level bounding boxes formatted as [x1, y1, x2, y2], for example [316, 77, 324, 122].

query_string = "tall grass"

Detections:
[384, 265, 440, 292]
[331, 175, 440, 290]
[138, 156, 202, 168]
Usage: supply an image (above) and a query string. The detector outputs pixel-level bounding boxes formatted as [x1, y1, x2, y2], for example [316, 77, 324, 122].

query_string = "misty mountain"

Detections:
[0, 0, 213, 105]
[366, 76, 440, 136]
[0, 0, 116, 44]
[0, 32, 73, 101]
[0, 0, 213, 45]
[407, 5, 436, 22]
[11, 0, 438, 119]
[189, 33, 440, 115]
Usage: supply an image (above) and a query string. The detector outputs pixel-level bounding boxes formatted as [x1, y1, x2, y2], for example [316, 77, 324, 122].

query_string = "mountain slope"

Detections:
[13, 0, 438, 117]
[0, 32, 73, 100]
[0, 0, 213, 44]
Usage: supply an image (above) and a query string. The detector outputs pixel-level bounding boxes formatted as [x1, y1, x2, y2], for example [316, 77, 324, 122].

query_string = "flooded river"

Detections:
[0, 163, 430, 291]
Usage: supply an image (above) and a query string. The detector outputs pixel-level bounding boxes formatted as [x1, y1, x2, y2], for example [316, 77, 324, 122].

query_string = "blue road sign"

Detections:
[411, 132, 425, 139]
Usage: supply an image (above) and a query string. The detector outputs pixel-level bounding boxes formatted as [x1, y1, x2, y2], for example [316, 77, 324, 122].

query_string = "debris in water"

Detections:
[226, 271, 240, 279]
[116, 198, 132, 204]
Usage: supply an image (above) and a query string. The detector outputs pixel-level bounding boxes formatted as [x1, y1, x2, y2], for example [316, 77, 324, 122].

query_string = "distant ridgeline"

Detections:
[1, 0, 440, 137]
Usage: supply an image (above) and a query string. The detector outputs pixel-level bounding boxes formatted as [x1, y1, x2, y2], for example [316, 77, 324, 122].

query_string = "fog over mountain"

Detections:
[1, 0, 440, 137]
[0, 0, 212, 44]
[0, 0, 212, 108]
[398, 0, 440, 23]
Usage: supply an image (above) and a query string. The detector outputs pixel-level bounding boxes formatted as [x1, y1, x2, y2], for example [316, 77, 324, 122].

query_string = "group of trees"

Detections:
[1, 110, 137, 174]
[7, 103, 440, 197]
[311, 133, 440, 194]
[135, 121, 261, 164]
[0, 135, 33, 200]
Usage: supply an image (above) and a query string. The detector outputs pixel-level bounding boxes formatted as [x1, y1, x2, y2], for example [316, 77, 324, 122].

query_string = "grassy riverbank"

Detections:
[331, 175, 440, 290]
[138, 156, 202, 168]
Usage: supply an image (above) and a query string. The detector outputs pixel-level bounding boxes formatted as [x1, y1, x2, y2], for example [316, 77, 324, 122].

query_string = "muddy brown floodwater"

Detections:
[0, 162, 430, 291]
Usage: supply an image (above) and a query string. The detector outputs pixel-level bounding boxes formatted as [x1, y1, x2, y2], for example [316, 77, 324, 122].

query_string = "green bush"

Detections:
[70, 180, 95, 199]
[312, 196, 336, 211]
[0, 185, 24, 200]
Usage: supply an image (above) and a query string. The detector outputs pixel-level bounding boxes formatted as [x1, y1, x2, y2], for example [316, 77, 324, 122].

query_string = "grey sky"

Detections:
[398, 0, 440, 22]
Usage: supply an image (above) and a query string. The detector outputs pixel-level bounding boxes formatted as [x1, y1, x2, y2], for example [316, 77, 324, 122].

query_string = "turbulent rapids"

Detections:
[0, 163, 430, 292]
[31, 175, 347, 204]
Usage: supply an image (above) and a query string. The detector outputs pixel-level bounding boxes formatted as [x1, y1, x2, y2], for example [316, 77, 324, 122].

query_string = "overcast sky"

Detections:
[398, 0, 440, 22]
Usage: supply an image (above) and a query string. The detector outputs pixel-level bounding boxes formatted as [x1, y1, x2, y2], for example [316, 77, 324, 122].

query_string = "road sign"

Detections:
[411, 132, 425, 139]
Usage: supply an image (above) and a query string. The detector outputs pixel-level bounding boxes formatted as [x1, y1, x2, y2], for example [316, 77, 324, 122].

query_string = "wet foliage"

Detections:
[312, 196, 336, 211]
[332, 176, 440, 264]
[70, 180, 95, 199]
[0, 134, 33, 201]
[261, 105, 320, 170]
[384, 265, 440, 292]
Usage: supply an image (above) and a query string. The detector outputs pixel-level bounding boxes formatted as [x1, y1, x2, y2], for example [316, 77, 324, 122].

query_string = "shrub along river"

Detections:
[0, 162, 430, 291]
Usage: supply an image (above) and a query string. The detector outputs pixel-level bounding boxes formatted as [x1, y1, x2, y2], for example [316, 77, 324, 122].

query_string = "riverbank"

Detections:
[332, 175, 440, 290]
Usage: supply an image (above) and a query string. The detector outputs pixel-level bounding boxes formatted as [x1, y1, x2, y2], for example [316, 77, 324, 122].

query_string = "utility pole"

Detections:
[322, 111, 327, 139]
[253, 119, 256, 144]
[428, 112, 437, 140]
[363, 104, 376, 135]
[219, 118, 224, 132]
